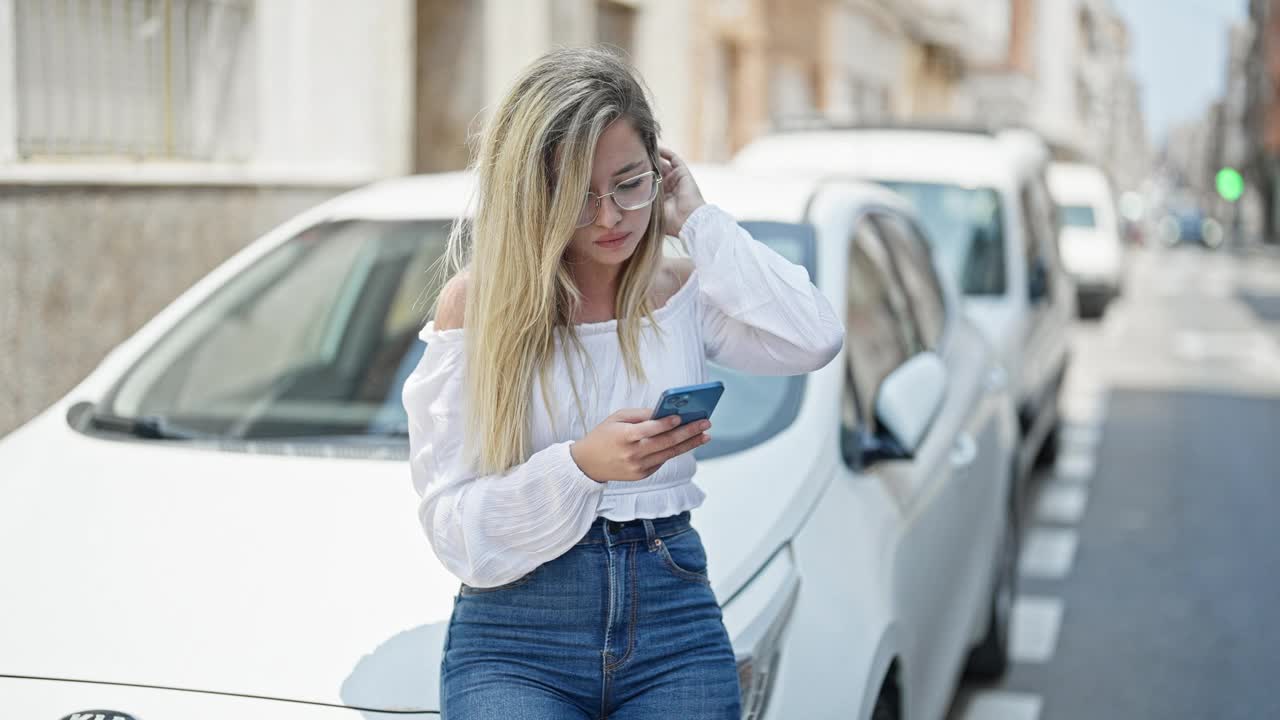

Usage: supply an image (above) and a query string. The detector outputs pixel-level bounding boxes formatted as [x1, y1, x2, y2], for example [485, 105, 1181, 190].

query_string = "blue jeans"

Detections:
[441, 511, 741, 719]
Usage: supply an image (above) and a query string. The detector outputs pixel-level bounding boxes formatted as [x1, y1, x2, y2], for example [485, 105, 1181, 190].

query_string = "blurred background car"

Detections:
[1161, 206, 1227, 249]
[1047, 162, 1128, 318]
[735, 124, 1075, 493]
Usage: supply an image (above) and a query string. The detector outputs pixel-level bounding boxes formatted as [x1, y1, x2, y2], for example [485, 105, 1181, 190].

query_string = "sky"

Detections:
[1110, 0, 1249, 147]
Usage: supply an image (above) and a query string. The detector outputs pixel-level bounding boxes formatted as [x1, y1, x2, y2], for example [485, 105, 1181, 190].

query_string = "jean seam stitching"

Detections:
[657, 538, 711, 585]
[457, 565, 536, 595]
[604, 542, 640, 671]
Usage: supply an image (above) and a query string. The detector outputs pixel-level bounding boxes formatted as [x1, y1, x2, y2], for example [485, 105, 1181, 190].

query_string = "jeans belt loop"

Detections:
[641, 518, 658, 548]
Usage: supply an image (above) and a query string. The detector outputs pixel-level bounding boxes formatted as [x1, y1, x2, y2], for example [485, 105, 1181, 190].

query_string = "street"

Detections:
[950, 242, 1280, 720]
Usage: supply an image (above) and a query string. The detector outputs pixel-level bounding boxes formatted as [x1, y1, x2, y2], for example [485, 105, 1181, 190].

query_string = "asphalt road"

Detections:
[949, 242, 1280, 720]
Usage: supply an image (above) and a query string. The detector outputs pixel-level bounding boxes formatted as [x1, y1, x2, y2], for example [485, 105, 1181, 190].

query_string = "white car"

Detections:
[1047, 161, 1126, 317]
[0, 168, 1017, 720]
[736, 126, 1076, 480]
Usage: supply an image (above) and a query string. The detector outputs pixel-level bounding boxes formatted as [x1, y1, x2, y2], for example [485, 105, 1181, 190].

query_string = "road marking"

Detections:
[1060, 393, 1107, 426]
[1019, 528, 1078, 579]
[1058, 423, 1102, 454]
[1010, 595, 1064, 663]
[957, 690, 1043, 720]
[1055, 452, 1095, 483]
[1172, 331, 1280, 373]
[1035, 483, 1089, 525]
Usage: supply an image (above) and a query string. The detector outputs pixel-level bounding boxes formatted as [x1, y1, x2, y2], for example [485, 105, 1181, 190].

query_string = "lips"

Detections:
[594, 231, 631, 248]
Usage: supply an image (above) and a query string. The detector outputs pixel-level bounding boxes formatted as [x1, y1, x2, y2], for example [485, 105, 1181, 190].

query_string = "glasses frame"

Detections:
[575, 170, 662, 228]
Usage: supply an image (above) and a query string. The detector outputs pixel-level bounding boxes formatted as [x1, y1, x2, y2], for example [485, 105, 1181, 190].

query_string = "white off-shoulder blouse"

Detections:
[402, 204, 844, 588]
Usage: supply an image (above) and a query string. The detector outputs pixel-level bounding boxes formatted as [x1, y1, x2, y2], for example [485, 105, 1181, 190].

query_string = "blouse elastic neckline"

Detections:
[419, 268, 699, 343]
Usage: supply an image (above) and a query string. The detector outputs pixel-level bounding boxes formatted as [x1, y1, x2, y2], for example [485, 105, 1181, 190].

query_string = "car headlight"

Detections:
[722, 545, 801, 719]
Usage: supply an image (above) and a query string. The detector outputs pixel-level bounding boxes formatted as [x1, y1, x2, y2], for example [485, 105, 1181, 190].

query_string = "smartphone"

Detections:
[651, 381, 725, 427]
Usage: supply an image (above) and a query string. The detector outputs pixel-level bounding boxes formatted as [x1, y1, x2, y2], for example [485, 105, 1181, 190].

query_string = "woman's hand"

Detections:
[570, 409, 711, 483]
[659, 147, 706, 236]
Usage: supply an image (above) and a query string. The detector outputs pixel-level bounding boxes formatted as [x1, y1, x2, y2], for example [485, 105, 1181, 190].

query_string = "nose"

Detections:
[594, 193, 623, 228]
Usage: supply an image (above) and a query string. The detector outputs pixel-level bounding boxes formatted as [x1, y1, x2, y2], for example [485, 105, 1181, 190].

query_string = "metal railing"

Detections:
[14, 0, 252, 160]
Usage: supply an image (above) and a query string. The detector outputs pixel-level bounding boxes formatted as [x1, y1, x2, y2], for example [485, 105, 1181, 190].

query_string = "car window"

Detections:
[1061, 204, 1097, 228]
[102, 220, 451, 442]
[698, 221, 816, 460]
[96, 217, 817, 456]
[859, 219, 923, 355]
[1021, 177, 1059, 263]
[842, 220, 913, 439]
[874, 213, 947, 350]
[876, 180, 1006, 297]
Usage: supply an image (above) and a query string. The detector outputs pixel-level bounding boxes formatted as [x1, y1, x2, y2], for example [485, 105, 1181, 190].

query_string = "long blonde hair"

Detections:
[437, 47, 666, 475]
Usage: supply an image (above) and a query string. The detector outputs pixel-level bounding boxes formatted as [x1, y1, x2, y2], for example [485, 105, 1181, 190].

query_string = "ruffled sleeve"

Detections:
[402, 323, 606, 588]
[682, 204, 845, 375]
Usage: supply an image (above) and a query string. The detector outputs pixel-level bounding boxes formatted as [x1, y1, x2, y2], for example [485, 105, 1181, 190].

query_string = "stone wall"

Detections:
[0, 184, 346, 437]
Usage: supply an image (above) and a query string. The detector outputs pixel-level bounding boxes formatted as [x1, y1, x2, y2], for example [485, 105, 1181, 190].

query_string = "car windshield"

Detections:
[699, 222, 815, 461]
[1061, 204, 1097, 228]
[876, 180, 1006, 296]
[96, 219, 813, 459]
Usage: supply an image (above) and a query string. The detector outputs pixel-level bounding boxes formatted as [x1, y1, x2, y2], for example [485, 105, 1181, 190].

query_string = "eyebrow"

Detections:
[611, 160, 644, 178]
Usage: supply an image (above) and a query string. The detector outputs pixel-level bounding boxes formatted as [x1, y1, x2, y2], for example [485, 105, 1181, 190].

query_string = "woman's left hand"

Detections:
[659, 147, 705, 236]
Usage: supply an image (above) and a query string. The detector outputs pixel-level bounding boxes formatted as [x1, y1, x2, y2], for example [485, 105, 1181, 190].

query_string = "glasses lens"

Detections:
[614, 172, 657, 210]
[576, 194, 598, 228]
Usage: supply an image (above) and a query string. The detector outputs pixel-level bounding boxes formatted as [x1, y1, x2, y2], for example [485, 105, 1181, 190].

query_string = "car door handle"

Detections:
[950, 433, 978, 469]
[985, 367, 1007, 393]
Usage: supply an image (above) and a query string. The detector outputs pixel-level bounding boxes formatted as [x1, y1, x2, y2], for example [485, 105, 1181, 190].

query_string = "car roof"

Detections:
[322, 171, 477, 222]
[735, 129, 1035, 189]
[315, 165, 906, 227]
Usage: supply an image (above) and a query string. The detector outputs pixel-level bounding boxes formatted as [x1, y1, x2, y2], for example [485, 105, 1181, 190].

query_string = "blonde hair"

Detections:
[437, 47, 666, 475]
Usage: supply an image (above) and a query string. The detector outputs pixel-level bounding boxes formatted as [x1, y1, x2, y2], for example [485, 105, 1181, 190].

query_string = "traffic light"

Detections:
[1216, 167, 1244, 202]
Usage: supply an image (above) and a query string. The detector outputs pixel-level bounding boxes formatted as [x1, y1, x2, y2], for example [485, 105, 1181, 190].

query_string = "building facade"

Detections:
[0, 0, 414, 436]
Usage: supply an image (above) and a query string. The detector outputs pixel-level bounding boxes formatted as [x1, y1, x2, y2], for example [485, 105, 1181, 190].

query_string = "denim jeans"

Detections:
[440, 511, 741, 719]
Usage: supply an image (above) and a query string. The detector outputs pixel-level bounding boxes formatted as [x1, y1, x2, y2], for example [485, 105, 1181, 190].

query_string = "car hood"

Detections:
[0, 405, 819, 712]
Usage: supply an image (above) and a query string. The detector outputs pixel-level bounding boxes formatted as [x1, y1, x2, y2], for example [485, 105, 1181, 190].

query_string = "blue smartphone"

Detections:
[651, 381, 725, 427]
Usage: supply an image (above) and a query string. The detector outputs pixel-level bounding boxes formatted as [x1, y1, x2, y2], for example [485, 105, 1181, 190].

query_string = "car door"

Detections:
[1018, 177, 1070, 414]
[876, 211, 1009, 646]
[840, 216, 973, 715]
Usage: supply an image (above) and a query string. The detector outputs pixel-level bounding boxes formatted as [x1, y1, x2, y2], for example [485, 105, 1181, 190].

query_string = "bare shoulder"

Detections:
[652, 257, 695, 306]
[434, 272, 469, 330]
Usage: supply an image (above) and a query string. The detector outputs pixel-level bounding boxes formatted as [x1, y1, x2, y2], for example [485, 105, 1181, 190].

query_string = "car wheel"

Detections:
[964, 494, 1018, 680]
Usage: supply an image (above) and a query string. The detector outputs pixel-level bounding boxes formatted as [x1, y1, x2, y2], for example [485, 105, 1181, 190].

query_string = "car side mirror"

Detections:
[865, 352, 947, 464]
[1028, 258, 1050, 302]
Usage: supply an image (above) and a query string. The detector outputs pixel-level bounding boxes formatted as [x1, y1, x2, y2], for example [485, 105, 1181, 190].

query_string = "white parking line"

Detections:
[1010, 595, 1064, 663]
[957, 690, 1043, 720]
[1058, 423, 1102, 453]
[1054, 452, 1095, 483]
[1019, 528, 1079, 579]
[1035, 483, 1089, 525]
[1060, 395, 1107, 425]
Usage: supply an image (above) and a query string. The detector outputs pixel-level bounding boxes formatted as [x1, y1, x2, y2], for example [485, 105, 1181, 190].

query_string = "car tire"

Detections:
[964, 494, 1018, 681]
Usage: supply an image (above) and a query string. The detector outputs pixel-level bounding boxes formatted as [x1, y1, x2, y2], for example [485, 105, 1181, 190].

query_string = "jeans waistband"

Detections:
[574, 511, 693, 546]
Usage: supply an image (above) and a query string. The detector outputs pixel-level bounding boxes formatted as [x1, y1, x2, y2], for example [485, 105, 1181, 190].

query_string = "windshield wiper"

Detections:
[87, 410, 207, 440]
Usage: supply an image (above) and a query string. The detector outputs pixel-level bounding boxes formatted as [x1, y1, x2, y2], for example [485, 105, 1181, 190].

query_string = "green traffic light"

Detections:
[1216, 167, 1244, 202]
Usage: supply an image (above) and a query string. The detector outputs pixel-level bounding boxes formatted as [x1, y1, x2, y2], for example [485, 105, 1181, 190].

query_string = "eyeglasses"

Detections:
[575, 170, 662, 228]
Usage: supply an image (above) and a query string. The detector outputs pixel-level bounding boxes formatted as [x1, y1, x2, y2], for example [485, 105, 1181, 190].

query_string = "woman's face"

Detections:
[564, 117, 654, 271]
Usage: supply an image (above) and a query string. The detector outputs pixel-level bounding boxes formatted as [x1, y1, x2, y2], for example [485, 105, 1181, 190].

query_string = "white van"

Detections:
[736, 126, 1077, 481]
[1047, 162, 1126, 317]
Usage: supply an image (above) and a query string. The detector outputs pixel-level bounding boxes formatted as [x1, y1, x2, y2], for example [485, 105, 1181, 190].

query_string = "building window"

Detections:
[596, 0, 636, 58]
[14, 0, 253, 161]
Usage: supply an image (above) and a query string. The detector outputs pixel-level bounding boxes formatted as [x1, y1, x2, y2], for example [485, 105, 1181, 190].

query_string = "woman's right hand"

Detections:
[570, 409, 711, 483]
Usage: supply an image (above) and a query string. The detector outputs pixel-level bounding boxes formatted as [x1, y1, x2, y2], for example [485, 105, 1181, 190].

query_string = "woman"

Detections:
[403, 47, 844, 718]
